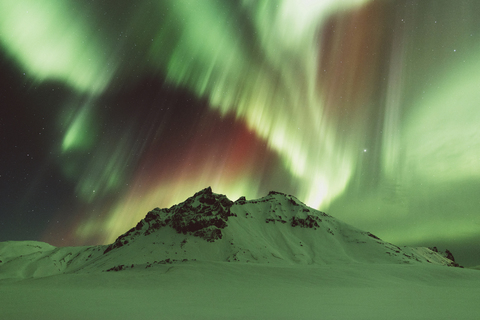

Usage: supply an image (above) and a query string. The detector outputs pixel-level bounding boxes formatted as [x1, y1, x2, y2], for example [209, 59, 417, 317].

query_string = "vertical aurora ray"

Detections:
[74, 0, 381, 242]
[47, 110, 292, 245]
[146, 0, 373, 209]
[4, 0, 480, 266]
[3, 0, 377, 244]
[401, 58, 480, 184]
[327, 1, 480, 254]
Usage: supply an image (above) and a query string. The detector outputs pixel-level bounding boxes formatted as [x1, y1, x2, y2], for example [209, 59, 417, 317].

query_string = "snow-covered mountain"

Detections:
[0, 187, 459, 280]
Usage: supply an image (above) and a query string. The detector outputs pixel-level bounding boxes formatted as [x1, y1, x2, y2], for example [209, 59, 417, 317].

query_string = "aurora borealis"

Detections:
[1, 0, 480, 266]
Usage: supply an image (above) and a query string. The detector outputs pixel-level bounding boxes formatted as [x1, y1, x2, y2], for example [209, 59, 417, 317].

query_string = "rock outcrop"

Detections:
[104, 187, 235, 254]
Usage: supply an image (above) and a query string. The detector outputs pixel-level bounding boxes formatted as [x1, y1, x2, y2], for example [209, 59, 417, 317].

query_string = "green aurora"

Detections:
[1, 0, 480, 266]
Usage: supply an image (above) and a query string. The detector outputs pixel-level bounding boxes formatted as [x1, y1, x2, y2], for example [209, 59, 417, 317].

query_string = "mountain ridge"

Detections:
[0, 187, 460, 280]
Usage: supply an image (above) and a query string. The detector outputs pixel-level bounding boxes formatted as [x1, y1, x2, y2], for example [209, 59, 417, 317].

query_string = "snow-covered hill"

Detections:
[0, 187, 459, 280]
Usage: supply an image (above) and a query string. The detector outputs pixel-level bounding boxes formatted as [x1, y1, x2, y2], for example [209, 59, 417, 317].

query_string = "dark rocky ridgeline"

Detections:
[104, 187, 235, 254]
[265, 191, 330, 230]
[101, 187, 462, 268]
[429, 247, 463, 268]
[104, 258, 197, 272]
[291, 214, 323, 229]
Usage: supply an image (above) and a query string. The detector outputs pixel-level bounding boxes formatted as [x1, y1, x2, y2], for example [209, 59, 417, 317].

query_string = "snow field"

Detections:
[1, 261, 479, 320]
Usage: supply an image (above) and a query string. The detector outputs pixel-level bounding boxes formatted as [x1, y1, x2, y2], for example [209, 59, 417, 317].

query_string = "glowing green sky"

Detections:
[2, 0, 480, 266]
[0, 0, 116, 94]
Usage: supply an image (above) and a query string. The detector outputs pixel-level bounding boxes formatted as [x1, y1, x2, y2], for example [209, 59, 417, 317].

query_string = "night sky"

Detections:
[1, 0, 480, 266]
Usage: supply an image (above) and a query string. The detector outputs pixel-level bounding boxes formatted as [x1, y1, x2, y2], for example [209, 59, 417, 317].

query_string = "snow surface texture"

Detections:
[1, 187, 479, 319]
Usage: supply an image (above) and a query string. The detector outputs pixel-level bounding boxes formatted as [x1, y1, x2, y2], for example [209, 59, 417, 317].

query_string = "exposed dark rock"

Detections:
[445, 249, 455, 262]
[428, 247, 462, 268]
[235, 196, 246, 204]
[265, 217, 287, 224]
[291, 215, 322, 229]
[105, 258, 196, 271]
[105, 264, 127, 272]
[268, 191, 286, 196]
[104, 187, 234, 254]
[367, 232, 381, 241]
[193, 227, 223, 242]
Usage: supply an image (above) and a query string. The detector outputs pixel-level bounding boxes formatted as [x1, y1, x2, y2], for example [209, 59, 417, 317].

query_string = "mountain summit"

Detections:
[104, 187, 235, 254]
[0, 187, 459, 279]
[101, 187, 458, 266]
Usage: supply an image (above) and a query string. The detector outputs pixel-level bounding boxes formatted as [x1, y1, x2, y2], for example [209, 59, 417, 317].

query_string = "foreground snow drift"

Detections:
[1, 262, 479, 320]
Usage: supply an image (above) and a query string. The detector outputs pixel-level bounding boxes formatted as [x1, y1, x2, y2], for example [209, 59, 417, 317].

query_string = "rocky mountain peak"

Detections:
[99, 188, 461, 268]
[104, 187, 235, 253]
